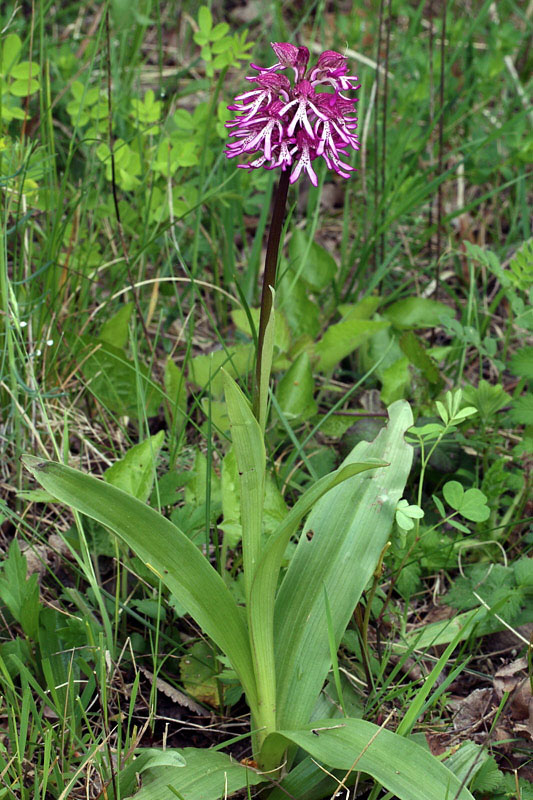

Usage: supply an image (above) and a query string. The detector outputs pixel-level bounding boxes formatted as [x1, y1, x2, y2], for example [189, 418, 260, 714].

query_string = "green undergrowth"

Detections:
[0, 0, 531, 798]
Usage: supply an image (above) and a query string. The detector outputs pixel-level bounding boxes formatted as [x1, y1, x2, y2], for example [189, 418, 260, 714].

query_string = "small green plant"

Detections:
[193, 6, 253, 77]
[0, 33, 40, 122]
[63, 6, 252, 224]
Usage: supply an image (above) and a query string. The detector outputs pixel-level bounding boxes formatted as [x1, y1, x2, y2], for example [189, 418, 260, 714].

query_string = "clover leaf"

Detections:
[442, 481, 490, 522]
[395, 499, 424, 531]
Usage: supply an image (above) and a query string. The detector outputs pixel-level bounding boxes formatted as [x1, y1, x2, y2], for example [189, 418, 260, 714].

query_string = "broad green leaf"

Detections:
[99, 302, 134, 348]
[188, 344, 253, 397]
[315, 413, 354, 437]
[278, 267, 320, 339]
[164, 356, 188, 431]
[200, 397, 230, 432]
[112, 0, 137, 26]
[184, 450, 221, 510]
[267, 756, 347, 800]
[399, 330, 442, 385]
[315, 318, 389, 373]
[443, 480, 464, 509]
[384, 297, 454, 329]
[104, 431, 165, 503]
[407, 422, 445, 440]
[77, 336, 163, 417]
[463, 380, 510, 421]
[10, 78, 39, 96]
[443, 481, 490, 522]
[444, 741, 490, 786]
[150, 469, 191, 507]
[263, 474, 288, 534]
[250, 459, 385, 757]
[113, 747, 262, 800]
[220, 458, 286, 548]
[514, 556, 533, 587]
[339, 296, 381, 320]
[0, 541, 40, 640]
[274, 401, 413, 729]
[224, 373, 265, 600]
[380, 356, 410, 404]
[211, 22, 230, 41]
[220, 448, 242, 546]
[198, 6, 213, 34]
[231, 307, 291, 355]
[10, 61, 40, 80]
[289, 229, 337, 290]
[38, 607, 81, 714]
[220, 443, 288, 545]
[393, 607, 492, 650]
[180, 640, 220, 707]
[257, 288, 276, 432]
[21, 457, 258, 714]
[223, 373, 269, 734]
[16, 489, 55, 503]
[457, 488, 490, 522]
[263, 718, 474, 800]
[452, 406, 478, 421]
[0, 34, 22, 74]
[509, 394, 533, 426]
[276, 351, 317, 420]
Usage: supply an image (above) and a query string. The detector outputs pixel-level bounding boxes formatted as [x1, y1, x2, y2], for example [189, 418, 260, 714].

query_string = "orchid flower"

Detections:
[225, 42, 360, 186]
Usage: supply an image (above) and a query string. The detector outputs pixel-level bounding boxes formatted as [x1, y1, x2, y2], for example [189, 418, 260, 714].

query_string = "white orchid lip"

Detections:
[225, 42, 359, 185]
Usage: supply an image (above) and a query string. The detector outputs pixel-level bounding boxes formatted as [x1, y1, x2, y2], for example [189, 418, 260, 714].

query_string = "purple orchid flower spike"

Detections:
[225, 42, 360, 187]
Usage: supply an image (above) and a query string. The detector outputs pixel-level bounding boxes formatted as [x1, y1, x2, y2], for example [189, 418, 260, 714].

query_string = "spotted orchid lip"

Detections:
[224, 42, 359, 186]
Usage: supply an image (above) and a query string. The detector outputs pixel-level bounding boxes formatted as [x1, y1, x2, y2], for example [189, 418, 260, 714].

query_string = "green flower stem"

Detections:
[253, 168, 290, 424]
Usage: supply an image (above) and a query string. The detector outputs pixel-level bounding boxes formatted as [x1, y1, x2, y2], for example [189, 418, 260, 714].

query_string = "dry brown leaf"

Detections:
[139, 666, 209, 716]
[494, 657, 529, 696]
[493, 657, 533, 740]
[452, 687, 494, 732]
[20, 542, 49, 578]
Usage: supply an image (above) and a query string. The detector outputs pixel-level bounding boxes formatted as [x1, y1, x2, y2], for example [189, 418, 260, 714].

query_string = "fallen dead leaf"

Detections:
[20, 542, 48, 578]
[139, 666, 209, 716]
[452, 687, 494, 733]
[494, 657, 529, 696]
[494, 657, 533, 740]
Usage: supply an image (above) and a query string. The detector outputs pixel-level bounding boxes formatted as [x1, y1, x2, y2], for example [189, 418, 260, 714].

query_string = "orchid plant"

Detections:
[226, 43, 360, 430]
[22, 41, 476, 800]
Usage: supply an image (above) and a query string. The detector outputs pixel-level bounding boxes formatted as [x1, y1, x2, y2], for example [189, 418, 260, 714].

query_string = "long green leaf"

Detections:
[274, 400, 413, 729]
[250, 459, 385, 759]
[263, 718, 475, 800]
[21, 456, 258, 713]
[223, 373, 265, 602]
[258, 286, 276, 432]
[393, 605, 532, 651]
[223, 371, 271, 745]
[266, 756, 348, 800]
[109, 748, 263, 800]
